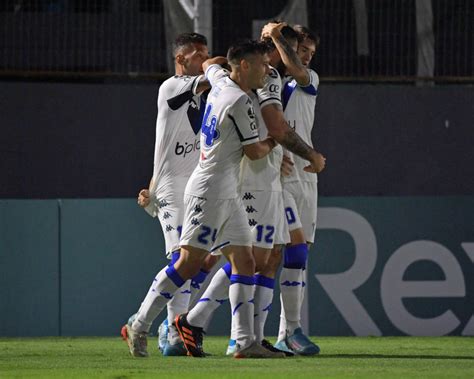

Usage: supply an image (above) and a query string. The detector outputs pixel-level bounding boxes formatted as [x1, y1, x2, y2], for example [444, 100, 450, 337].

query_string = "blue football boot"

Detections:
[157, 319, 169, 352]
[162, 341, 188, 356]
[285, 328, 320, 356]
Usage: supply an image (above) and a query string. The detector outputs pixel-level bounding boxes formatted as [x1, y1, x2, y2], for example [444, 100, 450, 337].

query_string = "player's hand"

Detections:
[281, 154, 294, 176]
[202, 56, 229, 72]
[261, 22, 287, 40]
[137, 189, 151, 208]
[304, 152, 326, 173]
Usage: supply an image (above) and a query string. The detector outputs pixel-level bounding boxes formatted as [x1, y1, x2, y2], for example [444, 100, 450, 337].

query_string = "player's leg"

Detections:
[122, 251, 200, 358]
[222, 244, 283, 358]
[122, 195, 207, 357]
[190, 254, 221, 303]
[253, 246, 274, 343]
[276, 183, 319, 355]
[186, 261, 232, 331]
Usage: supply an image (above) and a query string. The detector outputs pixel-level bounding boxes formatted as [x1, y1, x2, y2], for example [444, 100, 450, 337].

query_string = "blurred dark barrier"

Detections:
[1, 81, 473, 198]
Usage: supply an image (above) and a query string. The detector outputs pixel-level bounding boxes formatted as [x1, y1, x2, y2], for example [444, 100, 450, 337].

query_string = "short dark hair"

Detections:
[173, 32, 207, 55]
[262, 24, 299, 50]
[227, 39, 269, 65]
[293, 25, 320, 48]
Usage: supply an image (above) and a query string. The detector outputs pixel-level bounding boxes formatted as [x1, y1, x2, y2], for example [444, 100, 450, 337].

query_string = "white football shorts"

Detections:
[241, 190, 290, 249]
[283, 181, 318, 243]
[154, 192, 185, 259]
[180, 194, 252, 253]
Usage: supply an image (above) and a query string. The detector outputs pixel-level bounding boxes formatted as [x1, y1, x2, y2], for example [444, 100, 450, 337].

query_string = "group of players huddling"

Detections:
[121, 20, 326, 359]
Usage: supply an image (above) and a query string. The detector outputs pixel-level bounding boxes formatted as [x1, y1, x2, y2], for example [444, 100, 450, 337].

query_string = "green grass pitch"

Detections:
[1, 336, 473, 378]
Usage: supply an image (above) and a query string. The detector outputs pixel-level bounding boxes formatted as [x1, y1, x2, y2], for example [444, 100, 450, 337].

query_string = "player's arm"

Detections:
[137, 178, 154, 208]
[192, 57, 228, 94]
[243, 137, 277, 160]
[202, 56, 228, 73]
[261, 103, 325, 173]
[262, 22, 310, 86]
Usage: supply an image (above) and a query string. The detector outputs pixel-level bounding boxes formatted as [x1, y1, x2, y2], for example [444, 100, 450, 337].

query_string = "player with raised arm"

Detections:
[121, 32, 222, 357]
[124, 39, 284, 359]
[265, 23, 323, 356]
[176, 23, 325, 356]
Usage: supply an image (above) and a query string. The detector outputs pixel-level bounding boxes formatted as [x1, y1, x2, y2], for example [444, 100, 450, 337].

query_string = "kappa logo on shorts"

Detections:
[246, 205, 257, 213]
[163, 212, 172, 219]
[194, 205, 202, 213]
[191, 218, 200, 226]
[165, 224, 175, 232]
[248, 219, 258, 226]
[242, 192, 256, 200]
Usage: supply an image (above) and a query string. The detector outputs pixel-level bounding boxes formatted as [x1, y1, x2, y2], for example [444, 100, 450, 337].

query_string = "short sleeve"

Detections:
[228, 95, 260, 146]
[205, 64, 230, 87]
[298, 69, 319, 96]
[256, 67, 282, 109]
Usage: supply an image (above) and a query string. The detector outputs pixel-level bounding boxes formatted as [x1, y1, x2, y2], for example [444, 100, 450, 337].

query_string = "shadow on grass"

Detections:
[318, 354, 474, 360]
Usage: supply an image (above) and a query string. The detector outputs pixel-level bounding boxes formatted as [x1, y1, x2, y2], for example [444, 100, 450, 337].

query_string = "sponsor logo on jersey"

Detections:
[175, 139, 200, 158]
[269, 84, 280, 93]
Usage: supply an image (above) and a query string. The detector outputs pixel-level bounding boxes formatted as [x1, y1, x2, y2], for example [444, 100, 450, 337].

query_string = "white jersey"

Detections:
[282, 68, 319, 183]
[185, 65, 260, 200]
[150, 75, 206, 198]
[240, 66, 284, 192]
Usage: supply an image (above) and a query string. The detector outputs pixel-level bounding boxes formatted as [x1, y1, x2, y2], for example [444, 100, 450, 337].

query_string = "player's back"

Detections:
[186, 68, 259, 200]
[151, 75, 205, 196]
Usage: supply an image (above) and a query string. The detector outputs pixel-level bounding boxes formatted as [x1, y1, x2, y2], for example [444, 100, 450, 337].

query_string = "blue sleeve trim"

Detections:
[300, 84, 318, 96]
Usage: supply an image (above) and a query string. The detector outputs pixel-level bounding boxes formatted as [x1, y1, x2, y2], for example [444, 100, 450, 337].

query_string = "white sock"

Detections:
[277, 307, 287, 342]
[167, 280, 191, 345]
[253, 275, 275, 342]
[132, 265, 184, 333]
[279, 267, 303, 336]
[187, 266, 230, 329]
[189, 270, 210, 305]
[229, 276, 255, 350]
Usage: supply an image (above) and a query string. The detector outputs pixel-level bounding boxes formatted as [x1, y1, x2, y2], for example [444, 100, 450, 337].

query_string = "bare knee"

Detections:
[201, 254, 220, 272]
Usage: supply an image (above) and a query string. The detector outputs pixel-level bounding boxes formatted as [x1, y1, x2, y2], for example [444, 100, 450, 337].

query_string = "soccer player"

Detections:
[267, 24, 323, 356]
[121, 32, 221, 357]
[175, 23, 325, 356]
[124, 39, 283, 359]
